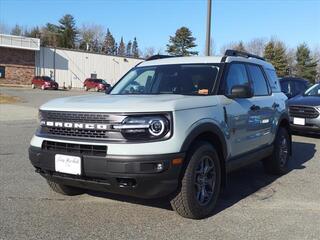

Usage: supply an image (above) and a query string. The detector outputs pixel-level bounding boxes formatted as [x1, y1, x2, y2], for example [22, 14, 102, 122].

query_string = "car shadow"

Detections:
[86, 140, 316, 216]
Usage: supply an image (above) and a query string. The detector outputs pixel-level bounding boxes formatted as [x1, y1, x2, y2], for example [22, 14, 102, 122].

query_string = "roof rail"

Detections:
[224, 49, 265, 61]
[146, 54, 176, 61]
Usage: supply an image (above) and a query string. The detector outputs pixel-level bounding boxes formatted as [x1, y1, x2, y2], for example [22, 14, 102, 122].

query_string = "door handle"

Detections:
[250, 105, 261, 111]
[272, 102, 280, 109]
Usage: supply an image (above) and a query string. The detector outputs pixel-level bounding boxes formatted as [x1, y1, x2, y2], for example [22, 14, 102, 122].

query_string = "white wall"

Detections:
[35, 47, 143, 88]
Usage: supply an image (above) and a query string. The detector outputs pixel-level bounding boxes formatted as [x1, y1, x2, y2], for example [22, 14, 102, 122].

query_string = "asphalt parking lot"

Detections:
[0, 87, 319, 240]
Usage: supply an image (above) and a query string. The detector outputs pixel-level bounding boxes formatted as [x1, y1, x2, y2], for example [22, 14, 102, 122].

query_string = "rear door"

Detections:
[246, 64, 275, 148]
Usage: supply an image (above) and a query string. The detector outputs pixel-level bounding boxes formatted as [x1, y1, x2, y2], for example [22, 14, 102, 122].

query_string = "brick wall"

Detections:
[0, 47, 35, 85]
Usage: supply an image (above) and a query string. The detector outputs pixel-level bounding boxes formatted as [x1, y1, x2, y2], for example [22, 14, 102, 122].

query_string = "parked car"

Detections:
[83, 78, 111, 92]
[279, 77, 310, 98]
[29, 50, 291, 219]
[288, 83, 320, 134]
[31, 76, 58, 90]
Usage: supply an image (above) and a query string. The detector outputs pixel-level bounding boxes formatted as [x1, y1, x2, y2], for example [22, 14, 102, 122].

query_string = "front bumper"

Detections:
[29, 146, 184, 199]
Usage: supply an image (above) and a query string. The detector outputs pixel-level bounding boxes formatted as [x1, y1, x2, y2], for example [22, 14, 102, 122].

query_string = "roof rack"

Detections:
[146, 54, 176, 61]
[224, 49, 265, 61]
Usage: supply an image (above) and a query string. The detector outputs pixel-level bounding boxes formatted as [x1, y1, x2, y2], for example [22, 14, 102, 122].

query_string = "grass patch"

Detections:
[0, 93, 21, 104]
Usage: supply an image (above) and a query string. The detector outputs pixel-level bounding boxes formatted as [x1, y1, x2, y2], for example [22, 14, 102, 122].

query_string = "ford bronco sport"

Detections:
[29, 50, 291, 219]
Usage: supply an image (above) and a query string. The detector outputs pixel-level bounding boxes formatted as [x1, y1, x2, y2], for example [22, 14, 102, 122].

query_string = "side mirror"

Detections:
[105, 86, 113, 94]
[230, 85, 253, 98]
[285, 92, 293, 98]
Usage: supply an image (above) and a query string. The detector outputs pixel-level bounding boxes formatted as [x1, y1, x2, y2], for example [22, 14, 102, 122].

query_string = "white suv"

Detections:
[29, 50, 291, 219]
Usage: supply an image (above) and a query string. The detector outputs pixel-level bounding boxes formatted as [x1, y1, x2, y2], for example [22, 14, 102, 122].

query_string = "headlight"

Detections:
[113, 115, 171, 141]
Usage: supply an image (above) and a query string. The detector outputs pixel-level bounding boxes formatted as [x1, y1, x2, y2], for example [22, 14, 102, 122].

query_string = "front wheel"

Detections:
[47, 180, 85, 196]
[263, 127, 291, 175]
[170, 141, 221, 219]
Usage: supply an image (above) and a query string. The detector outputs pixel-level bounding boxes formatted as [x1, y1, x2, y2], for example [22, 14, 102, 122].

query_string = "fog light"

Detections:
[156, 163, 164, 171]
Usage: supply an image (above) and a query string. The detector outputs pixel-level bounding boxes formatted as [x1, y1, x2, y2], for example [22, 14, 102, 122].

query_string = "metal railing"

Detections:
[0, 34, 40, 51]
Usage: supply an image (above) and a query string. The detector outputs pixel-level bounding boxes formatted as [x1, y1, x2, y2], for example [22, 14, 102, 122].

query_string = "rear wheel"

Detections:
[47, 180, 85, 196]
[95, 86, 99, 92]
[170, 141, 221, 219]
[263, 127, 291, 175]
[84, 85, 89, 91]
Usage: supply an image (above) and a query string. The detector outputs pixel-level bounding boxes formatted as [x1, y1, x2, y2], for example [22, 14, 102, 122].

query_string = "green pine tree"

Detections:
[104, 29, 116, 55]
[263, 40, 288, 77]
[126, 41, 132, 57]
[166, 27, 198, 56]
[296, 43, 318, 83]
[118, 37, 126, 56]
[58, 14, 78, 49]
[132, 37, 139, 58]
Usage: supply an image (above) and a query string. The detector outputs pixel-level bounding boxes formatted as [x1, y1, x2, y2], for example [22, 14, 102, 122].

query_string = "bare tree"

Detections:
[79, 23, 105, 52]
[312, 45, 320, 80]
[245, 38, 267, 56]
[143, 47, 156, 58]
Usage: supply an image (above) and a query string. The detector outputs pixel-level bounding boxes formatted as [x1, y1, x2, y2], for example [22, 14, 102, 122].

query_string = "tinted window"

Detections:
[0, 66, 5, 78]
[111, 64, 219, 95]
[247, 65, 269, 96]
[265, 69, 281, 93]
[294, 81, 307, 95]
[225, 63, 249, 95]
[42, 76, 53, 81]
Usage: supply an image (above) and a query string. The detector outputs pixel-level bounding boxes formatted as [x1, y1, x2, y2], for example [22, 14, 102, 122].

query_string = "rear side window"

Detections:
[247, 65, 269, 96]
[225, 63, 250, 95]
[265, 69, 281, 93]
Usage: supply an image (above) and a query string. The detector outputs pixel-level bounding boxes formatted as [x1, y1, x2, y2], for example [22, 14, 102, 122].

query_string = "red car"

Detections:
[31, 76, 59, 90]
[84, 78, 111, 92]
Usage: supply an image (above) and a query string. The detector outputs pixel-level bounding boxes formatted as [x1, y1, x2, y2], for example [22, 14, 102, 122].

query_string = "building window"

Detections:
[0, 66, 5, 78]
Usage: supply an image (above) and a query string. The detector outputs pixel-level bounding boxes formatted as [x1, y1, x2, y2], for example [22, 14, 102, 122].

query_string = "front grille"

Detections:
[39, 111, 125, 140]
[42, 140, 107, 156]
[47, 127, 109, 139]
[289, 106, 319, 119]
[40, 111, 124, 123]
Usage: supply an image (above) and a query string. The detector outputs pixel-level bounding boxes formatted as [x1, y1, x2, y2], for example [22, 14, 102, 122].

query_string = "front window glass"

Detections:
[111, 64, 219, 95]
[304, 84, 320, 96]
[225, 63, 249, 95]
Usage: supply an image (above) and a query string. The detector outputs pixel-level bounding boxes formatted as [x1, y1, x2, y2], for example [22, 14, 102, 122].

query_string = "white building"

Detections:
[0, 34, 143, 88]
[36, 47, 143, 88]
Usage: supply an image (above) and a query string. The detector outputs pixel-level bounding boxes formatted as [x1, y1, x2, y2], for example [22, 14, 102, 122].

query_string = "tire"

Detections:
[47, 179, 85, 196]
[263, 127, 291, 175]
[170, 141, 221, 219]
[31, 84, 35, 89]
[95, 86, 99, 92]
[84, 86, 89, 91]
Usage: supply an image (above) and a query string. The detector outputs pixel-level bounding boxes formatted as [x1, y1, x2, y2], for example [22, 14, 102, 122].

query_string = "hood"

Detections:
[287, 95, 320, 107]
[40, 94, 218, 112]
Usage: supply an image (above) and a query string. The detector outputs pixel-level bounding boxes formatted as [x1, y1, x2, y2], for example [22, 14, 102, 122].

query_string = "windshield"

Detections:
[304, 84, 320, 96]
[110, 64, 220, 95]
[43, 76, 53, 81]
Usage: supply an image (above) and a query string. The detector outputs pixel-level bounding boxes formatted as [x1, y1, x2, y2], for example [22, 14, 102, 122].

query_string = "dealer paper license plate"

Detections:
[55, 154, 81, 175]
[293, 117, 305, 126]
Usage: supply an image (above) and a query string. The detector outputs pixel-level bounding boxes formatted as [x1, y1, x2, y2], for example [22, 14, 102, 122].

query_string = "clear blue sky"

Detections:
[0, 0, 319, 55]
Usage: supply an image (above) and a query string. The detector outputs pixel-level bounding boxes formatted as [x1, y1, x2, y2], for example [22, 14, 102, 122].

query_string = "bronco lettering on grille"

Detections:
[40, 121, 109, 130]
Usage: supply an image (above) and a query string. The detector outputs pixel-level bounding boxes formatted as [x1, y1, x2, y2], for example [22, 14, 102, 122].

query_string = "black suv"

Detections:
[280, 77, 310, 98]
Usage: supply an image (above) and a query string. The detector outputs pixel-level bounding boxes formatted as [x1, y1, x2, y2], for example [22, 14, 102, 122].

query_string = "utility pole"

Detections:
[205, 0, 212, 56]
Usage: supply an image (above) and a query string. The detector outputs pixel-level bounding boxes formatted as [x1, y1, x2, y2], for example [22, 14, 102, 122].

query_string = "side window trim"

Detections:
[245, 63, 270, 97]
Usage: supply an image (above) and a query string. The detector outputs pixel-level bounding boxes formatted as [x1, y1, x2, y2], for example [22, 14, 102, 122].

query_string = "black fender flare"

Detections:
[180, 122, 228, 160]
